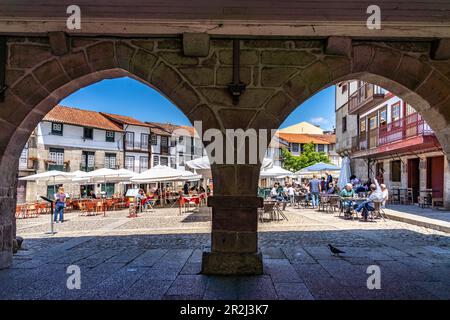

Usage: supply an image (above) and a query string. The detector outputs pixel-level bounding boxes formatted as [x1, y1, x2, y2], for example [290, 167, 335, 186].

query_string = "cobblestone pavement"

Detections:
[1, 206, 449, 300]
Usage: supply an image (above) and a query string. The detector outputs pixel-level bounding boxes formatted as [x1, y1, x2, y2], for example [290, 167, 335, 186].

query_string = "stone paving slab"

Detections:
[1, 206, 449, 300]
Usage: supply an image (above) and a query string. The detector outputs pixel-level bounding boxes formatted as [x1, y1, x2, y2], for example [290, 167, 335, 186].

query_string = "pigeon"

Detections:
[328, 244, 345, 256]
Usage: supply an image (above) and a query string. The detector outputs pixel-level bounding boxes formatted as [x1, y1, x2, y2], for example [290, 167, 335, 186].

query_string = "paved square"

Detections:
[1, 206, 449, 300]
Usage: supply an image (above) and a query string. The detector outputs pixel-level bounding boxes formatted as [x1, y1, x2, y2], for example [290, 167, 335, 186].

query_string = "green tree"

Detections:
[281, 142, 331, 172]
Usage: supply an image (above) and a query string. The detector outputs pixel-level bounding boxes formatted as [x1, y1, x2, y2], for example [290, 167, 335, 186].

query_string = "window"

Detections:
[170, 158, 177, 169]
[81, 151, 95, 171]
[48, 148, 64, 170]
[150, 134, 157, 145]
[317, 144, 325, 152]
[391, 102, 401, 122]
[141, 133, 149, 151]
[51, 122, 63, 135]
[292, 143, 299, 153]
[104, 153, 116, 169]
[125, 156, 135, 171]
[49, 148, 64, 165]
[406, 103, 416, 116]
[359, 118, 366, 133]
[153, 156, 159, 167]
[369, 114, 378, 130]
[160, 157, 168, 166]
[391, 160, 402, 182]
[341, 83, 347, 94]
[139, 156, 148, 172]
[179, 136, 184, 143]
[19, 144, 28, 169]
[125, 132, 134, 149]
[380, 106, 387, 125]
[106, 130, 115, 142]
[342, 116, 347, 133]
[83, 127, 93, 140]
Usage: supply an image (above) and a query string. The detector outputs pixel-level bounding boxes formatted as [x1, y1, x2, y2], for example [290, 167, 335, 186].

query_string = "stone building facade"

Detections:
[335, 80, 449, 207]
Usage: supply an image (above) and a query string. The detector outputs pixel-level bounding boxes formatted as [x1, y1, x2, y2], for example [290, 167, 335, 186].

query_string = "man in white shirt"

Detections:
[287, 184, 295, 205]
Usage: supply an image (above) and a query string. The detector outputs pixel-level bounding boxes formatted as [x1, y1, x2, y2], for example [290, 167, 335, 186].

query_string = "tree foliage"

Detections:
[281, 142, 331, 172]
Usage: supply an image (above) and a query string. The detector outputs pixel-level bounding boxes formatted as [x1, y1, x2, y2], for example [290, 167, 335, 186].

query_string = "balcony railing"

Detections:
[352, 113, 434, 152]
[348, 83, 385, 114]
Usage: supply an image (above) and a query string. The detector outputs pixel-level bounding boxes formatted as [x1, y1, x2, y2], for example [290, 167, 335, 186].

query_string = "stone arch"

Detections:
[2, 37, 450, 273]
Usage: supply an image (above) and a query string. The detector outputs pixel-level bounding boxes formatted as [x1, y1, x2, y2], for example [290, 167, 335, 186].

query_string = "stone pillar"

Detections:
[444, 157, 450, 209]
[201, 164, 263, 275]
[0, 155, 18, 269]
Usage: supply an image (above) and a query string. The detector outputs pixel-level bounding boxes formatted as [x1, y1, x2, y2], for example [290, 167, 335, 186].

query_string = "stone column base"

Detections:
[0, 251, 12, 270]
[201, 251, 263, 275]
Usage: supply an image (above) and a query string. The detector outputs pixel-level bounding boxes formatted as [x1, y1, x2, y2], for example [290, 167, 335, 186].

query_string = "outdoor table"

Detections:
[179, 196, 201, 214]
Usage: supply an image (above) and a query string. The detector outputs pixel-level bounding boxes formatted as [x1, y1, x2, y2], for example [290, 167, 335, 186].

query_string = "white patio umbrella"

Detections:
[76, 168, 137, 198]
[178, 169, 202, 182]
[338, 156, 351, 190]
[260, 165, 294, 178]
[131, 165, 182, 206]
[19, 170, 75, 185]
[130, 165, 180, 183]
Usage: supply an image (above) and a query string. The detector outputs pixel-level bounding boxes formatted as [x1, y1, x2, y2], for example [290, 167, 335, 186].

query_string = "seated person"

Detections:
[270, 183, 284, 201]
[354, 178, 384, 221]
[340, 183, 355, 215]
[326, 182, 337, 194]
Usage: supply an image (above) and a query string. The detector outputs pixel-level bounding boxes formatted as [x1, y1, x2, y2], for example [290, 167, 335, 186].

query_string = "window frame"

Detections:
[105, 130, 115, 142]
[83, 127, 94, 140]
[51, 122, 63, 136]
[391, 160, 402, 182]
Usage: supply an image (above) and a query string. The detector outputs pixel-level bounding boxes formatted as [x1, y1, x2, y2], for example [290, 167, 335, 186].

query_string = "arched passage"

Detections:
[1, 37, 450, 274]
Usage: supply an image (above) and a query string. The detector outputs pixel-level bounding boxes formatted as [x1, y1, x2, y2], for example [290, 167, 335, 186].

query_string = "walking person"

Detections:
[309, 175, 321, 209]
[54, 187, 66, 223]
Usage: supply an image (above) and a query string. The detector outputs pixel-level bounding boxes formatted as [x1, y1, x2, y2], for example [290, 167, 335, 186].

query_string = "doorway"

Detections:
[407, 158, 420, 203]
[426, 156, 444, 199]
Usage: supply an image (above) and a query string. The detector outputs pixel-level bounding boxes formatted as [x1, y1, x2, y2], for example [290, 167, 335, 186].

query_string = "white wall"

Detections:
[38, 121, 122, 151]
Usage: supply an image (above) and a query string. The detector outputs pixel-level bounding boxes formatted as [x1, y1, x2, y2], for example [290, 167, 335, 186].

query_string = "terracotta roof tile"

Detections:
[276, 132, 336, 144]
[100, 112, 150, 127]
[146, 122, 197, 137]
[43, 105, 123, 131]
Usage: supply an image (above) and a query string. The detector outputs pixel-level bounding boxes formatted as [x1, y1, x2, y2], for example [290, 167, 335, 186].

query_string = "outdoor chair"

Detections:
[25, 204, 38, 218]
[293, 195, 303, 208]
[327, 196, 340, 214]
[400, 188, 413, 205]
[318, 196, 329, 212]
[372, 201, 388, 221]
[259, 202, 276, 222]
[275, 202, 288, 221]
[15, 205, 25, 219]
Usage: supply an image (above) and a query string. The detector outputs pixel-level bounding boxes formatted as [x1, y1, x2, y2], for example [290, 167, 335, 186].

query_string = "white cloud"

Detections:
[310, 117, 329, 126]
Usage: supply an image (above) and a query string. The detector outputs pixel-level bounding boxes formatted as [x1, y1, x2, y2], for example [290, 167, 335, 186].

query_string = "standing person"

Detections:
[320, 177, 327, 193]
[54, 187, 66, 223]
[183, 182, 189, 195]
[309, 175, 321, 209]
[287, 184, 295, 206]
[325, 171, 333, 187]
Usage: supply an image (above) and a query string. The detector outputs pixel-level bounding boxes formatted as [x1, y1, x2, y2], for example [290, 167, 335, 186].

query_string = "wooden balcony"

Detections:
[351, 113, 438, 158]
[348, 83, 385, 115]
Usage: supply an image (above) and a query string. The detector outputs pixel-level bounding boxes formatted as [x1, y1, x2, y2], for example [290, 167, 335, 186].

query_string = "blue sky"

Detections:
[61, 77, 336, 130]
